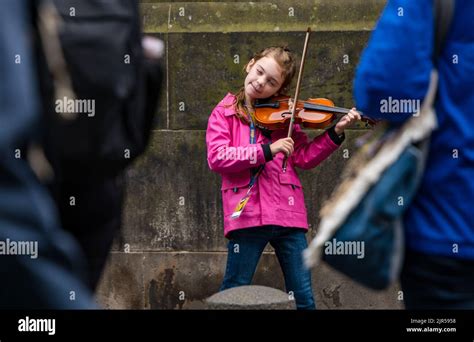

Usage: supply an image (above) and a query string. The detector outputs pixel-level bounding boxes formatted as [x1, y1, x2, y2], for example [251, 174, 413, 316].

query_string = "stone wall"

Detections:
[96, 0, 403, 309]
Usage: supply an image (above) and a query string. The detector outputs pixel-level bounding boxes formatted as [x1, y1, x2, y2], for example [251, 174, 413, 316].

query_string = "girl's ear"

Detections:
[246, 58, 256, 73]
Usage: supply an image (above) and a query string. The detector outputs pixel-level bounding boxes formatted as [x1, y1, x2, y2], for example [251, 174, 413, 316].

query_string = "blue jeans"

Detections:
[220, 225, 316, 310]
[401, 250, 474, 309]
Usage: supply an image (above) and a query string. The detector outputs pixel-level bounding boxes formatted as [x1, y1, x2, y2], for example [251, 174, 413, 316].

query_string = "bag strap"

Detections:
[433, 0, 455, 63]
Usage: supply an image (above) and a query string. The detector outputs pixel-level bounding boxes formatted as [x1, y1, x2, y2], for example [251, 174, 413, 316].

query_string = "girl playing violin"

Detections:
[206, 46, 360, 309]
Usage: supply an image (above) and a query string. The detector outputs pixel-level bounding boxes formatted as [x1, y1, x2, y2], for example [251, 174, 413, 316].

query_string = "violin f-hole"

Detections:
[269, 110, 292, 121]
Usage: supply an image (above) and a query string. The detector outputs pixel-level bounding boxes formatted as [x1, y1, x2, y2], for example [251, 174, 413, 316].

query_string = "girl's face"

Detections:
[244, 56, 284, 103]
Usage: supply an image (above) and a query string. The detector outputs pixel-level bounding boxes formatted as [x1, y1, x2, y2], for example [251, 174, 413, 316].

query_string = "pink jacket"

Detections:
[206, 93, 341, 237]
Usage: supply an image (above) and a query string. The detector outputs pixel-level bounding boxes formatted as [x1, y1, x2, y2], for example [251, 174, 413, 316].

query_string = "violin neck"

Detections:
[256, 101, 358, 115]
[303, 102, 350, 115]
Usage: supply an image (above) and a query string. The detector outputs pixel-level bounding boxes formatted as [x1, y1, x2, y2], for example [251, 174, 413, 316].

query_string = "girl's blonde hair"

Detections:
[232, 46, 297, 123]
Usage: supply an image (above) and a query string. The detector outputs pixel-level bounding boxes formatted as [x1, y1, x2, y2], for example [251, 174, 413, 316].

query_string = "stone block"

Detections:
[167, 31, 371, 130]
[95, 252, 145, 309]
[141, 1, 385, 33]
[141, 251, 286, 309]
[97, 251, 402, 309]
[114, 129, 368, 252]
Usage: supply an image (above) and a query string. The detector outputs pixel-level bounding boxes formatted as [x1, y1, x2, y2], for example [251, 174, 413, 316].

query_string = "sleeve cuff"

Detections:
[261, 143, 273, 162]
[327, 126, 345, 145]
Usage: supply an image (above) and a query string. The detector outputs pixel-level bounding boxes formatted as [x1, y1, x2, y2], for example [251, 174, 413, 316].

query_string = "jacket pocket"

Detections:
[221, 175, 255, 216]
[277, 173, 306, 213]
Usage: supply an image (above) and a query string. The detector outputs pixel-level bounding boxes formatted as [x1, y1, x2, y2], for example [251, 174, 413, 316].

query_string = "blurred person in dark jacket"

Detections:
[40, 0, 163, 291]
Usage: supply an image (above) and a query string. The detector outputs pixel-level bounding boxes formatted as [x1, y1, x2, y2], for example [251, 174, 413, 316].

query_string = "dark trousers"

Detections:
[53, 174, 125, 291]
[401, 250, 474, 309]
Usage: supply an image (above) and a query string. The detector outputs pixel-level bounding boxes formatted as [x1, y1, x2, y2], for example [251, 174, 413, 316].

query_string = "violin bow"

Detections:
[283, 27, 311, 172]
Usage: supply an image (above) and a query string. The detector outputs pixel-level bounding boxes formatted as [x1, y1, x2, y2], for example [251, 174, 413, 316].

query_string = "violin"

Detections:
[258, 28, 375, 172]
[254, 95, 375, 130]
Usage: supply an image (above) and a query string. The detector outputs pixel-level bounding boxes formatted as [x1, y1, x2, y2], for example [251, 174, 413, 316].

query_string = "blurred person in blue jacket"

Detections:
[0, 0, 95, 308]
[354, 0, 474, 309]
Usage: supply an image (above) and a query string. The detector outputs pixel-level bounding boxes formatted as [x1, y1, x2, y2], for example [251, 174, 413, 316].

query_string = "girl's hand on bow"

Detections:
[270, 137, 294, 157]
